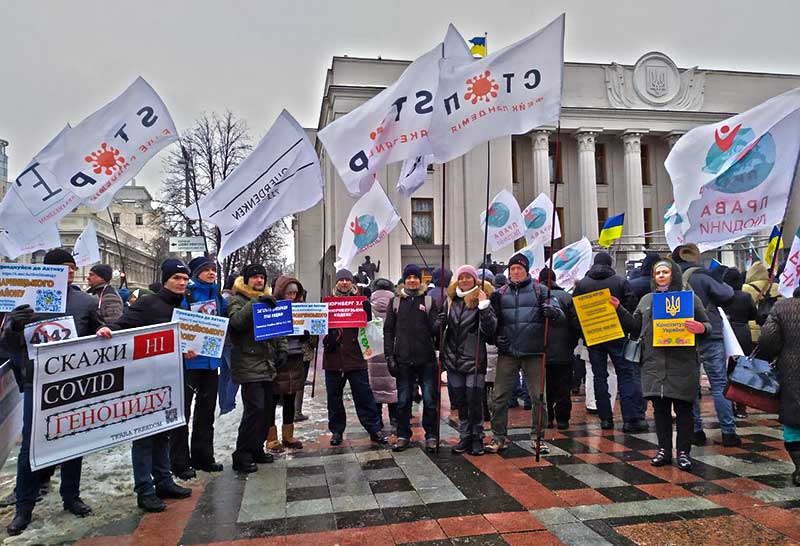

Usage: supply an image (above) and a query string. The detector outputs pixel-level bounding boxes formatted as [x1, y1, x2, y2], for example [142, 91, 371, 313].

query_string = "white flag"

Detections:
[480, 189, 525, 252]
[522, 192, 561, 247]
[72, 222, 101, 267]
[778, 225, 800, 298]
[429, 14, 564, 163]
[550, 237, 592, 291]
[318, 25, 472, 196]
[397, 154, 434, 198]
[665, 87, 800, 252]
[0, 224, 61, 260]
[720, 311, 745, 360]
[516, 240, 547, 278]
[185, 110, 323, 262]
[335, 182, 400, 270]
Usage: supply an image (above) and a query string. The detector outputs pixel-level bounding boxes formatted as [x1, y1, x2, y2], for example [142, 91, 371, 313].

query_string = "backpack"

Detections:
[747, 282, 778, 326]
[682, 267, 699, 291]
[392, 295, 433, 316]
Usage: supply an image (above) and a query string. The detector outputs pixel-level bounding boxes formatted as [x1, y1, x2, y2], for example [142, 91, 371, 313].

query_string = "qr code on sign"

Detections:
[35, 289, 63, 313]
[309, 318, 327, 335]
[164, 408, 178, 424]
[201, 336, 221, 356]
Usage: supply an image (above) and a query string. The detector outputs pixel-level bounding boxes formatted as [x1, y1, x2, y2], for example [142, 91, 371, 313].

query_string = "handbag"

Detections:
[623, 335, 642, 364]
[724, 352, 780, 414]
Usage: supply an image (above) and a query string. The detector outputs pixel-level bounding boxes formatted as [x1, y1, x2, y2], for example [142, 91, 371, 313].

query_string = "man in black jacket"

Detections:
[573, 252, 647, 433]
[96, 259, 194, 512]
[384, 264, 439, 452]
[630, 252, 661, 304]
[1, 249, 101, 535]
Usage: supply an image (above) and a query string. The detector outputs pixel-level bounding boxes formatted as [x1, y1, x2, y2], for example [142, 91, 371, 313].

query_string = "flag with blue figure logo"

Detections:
[521, 193, 561, 248]
[335, 181, 400, 270]
[480, 189, 525, 252]
[550, 236, 592, 291]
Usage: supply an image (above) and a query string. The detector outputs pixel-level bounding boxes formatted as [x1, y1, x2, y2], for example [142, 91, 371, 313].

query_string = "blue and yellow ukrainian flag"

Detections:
[468, 36, 486, 58]
[598, 213, 625, 247]
[765, 225, 784, 267]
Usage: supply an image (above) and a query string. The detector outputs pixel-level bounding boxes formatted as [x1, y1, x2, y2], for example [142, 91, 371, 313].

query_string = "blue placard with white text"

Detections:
[252, 300, 293, 341]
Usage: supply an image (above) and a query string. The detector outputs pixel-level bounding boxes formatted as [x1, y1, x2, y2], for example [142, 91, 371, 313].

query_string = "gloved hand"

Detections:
[496, 335, 510, 352]
[275, 351, 288, 370]
[542, 304, 560, 320]
[8, 305, 34, 331]
[323, 330, 341, 353]
[386, 357, 398, 377]
[258, 295, 277, 308]
[437, 311, 447, 325]
[301, 330, 311, 342]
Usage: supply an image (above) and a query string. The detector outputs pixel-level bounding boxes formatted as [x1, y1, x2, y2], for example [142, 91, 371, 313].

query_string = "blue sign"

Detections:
[253, 300, 293, 341]
[652, 290, 695, 347]
[709, 259, 722, 270]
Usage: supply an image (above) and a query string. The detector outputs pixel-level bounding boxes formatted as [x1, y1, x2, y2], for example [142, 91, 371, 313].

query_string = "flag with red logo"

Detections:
[428, 14, 564, 163]
[318, 25, 473, 196]
[479, 190, 525, 252]
[665, 87, 800, 252]
[335, 181, 400, 270]
[522, 192, 561, 247]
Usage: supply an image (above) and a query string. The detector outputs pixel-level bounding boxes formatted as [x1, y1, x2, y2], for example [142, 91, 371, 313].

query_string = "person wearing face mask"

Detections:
[613, 258, 711, 471]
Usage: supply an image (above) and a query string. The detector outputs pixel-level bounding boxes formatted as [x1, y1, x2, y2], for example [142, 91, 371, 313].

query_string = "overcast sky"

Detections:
[2, 0, 799, 200]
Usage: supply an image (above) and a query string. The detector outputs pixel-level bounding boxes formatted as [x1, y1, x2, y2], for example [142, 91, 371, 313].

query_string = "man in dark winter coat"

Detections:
[86, 264, 124, 322]
[169, 256, 226, 480]
[427, 267, 452, 308]
[96, 259, 194, 513]
[573, 252, 647, 433]
[384, 264, 440, 452]
[630, 252, 661, 304]
[1, 249, 101, 535]
[672, 243, 739, 447]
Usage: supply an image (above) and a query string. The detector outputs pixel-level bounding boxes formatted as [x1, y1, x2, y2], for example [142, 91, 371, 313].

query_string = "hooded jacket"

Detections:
[573, 264, 637, 314]
[181, 276, 228, 370]
[440, 280, 496, 374]
[616, 259, 712, 402]
[427, 268, 453, 308]
[87, 283, 124, 323]
[226, 276, 287, 384]
[742, 261, 782, 343]
[368, 288, 398, 403]
[758, 298, 800, 428]
[272, 275, 309, 395]
[677, 261, 734, 342]
[383, 286, 439, 367]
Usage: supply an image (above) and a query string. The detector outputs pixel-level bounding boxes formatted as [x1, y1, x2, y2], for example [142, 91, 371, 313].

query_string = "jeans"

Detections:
[218, 346, 239, 415]
[234, 381, 274, 464]
[693, 340, 736, 435]
[546, 362, 573, 424]
[508, 373, 532, 407]
[16, 384, 82, 512]
[588, 339, 646, 423]
[395, 364, 438, 440]
[170, 368, 219, 472]
[492, 354, 544, 440]
[132, 432, 174, 497]
[448, 371, 485, 440]
[325, 369, 382, 435]
[652, 397, 693, 453]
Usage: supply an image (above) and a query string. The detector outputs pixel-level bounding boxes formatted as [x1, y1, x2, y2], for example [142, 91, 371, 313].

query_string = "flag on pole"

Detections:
[765, 225, 784, 267]
[185, 110, 323, 262]
[428, 14, 564, 163]
[709, 259, 723, 270]
[512, 240, 547, 278]
[521, 192, 561, 247]
[397, 154, 434, 198]
[550, 237, 592, 291]
[665, 87, 800, 252]
[0, 224, 60, 260]
[480, 189, 525, 252]
[778, 226, 800, 298]
[468, 36, 486, 58]
[334, 181, 400, 270]
[318, 25, 472, 196]
[598, 213, 624, 247]
[72, 222, 102, 267]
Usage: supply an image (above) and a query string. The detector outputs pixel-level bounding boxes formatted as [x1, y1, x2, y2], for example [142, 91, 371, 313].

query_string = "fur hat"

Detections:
[673, 243, 701, 264]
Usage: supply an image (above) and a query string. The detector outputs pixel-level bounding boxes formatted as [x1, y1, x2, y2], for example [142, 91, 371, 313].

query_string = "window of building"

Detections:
[549, 142, 562, 183]
[595, 143, 607, 185]
[644, 207, 654, 246]
[411, 198, 434, 244]
[135, 214, 143, 226]
[597, 207, 608, 235]
[641, 144, 651, 185]
[112, 213, 121, 225]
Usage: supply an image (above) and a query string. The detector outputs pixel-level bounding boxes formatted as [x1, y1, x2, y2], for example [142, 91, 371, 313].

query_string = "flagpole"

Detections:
[106, 209, 129, 289]
[435, 161, 447, 453]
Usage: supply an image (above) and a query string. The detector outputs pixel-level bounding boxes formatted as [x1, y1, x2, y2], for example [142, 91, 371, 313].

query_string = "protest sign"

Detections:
[171, 308, 228, 359]
[30, 323, 184, 470]
[323, 296, 368, 328]
[573, 289, 625, 346]
[253, 300, 293, 341]
[24, 316, 77, 355]
[652, 291, 695, 347]
[291, 303, 329, 335]
[721, 311, 745, 360]
[0, 264, 68, 313]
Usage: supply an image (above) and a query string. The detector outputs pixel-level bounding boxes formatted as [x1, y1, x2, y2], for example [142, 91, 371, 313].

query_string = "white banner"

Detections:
[429, 14, 564, 163]
[318, 25, 473, 196]
[0, 264, 68, 313]
[551, 237, 592, 291]
[72, 222, 101, 268]
[171, 308, 228, 358]
[522, 192, 561, 247]
[335, 182, 400, 270]
[720, 311, 745, 360]
[518, 241, 547, 278]
[778, 225, 800, 298]
[397, 154, 434, 198]
[25, 316, 77, 356]
[30, 323, 184, 470]
[0, 224, 61, 260]
[665, 87, 800, 252]
[186, 110, 323, 262]
[291, 303, 329, 336]
[480, 189, 525, 252]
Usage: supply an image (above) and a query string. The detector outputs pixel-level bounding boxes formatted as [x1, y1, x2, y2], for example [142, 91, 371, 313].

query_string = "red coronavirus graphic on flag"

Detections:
[85, 143, 125, 175]
[464, 70, 499, 104]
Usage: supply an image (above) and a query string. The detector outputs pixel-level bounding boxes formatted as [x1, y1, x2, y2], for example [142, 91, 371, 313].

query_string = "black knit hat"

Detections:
[336, 269, 354, 282]
[188, 256, 215, 277]
[161, 259, 190, 284]
[242, 264, 267, 283]
[44, 248, 76, 266]
[90, 264, 113, 282]
[403, 264, 422, 280]
[508, 253, 529, 271]
[594, 252, 613, 267]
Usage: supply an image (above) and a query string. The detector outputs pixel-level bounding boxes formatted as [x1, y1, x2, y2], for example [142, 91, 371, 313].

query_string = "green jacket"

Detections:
[227, 276, 287, 384]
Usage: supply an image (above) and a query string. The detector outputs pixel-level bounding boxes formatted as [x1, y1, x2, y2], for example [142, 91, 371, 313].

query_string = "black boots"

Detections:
[6, 510, 31, 536]
[651, 448, 671, 467]
[786, 442, 800, 486]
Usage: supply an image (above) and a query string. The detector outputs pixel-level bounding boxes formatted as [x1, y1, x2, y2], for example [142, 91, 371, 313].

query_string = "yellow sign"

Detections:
[573, 288, 625, 347]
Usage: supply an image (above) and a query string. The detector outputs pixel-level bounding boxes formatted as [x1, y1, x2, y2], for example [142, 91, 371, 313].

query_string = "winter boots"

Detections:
[786, 441, 800, 486]
[266, 426, 285, 453]
[282, 424, 303, 449]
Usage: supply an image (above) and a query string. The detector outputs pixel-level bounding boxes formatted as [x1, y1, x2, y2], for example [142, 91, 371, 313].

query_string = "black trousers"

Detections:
[234, 381, 274, 463]
[271, 393, 297, 426]
[651, 397, 693, 453]
[546, 362, 573, 424]
[170, 369, 219, 471]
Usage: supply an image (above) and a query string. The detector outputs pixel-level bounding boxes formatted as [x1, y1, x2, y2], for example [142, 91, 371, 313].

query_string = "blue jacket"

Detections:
[182, 278, 227, 370]
[679, 261, 734, 342]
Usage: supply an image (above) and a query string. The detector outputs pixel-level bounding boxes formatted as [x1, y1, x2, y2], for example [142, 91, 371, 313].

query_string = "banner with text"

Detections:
[323, 296, 368, 329]
[171, 308, 228, 358]
[253, 300, 294, 341]
[652, 291, 695, 347]
[291, 303, 329, 335]
[573, 288, 625, 346]
[779, 225, 800, 298]
[0, 264, 68, 313]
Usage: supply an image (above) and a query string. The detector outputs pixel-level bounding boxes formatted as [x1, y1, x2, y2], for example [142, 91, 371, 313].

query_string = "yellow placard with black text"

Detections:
[573, 288, 625, 347]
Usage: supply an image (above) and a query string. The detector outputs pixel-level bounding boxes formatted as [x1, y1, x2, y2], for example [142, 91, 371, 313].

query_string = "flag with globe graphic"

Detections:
[480, 189, 526, 252]
[665, 87, 800, 252]
[335, 181, 400, 270]
[521, 192, 561, 247]
[550, 237, 592, 291]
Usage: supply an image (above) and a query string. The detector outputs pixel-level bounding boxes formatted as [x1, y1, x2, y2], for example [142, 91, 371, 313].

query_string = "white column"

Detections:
[575, 129, 601, 241]
[622, 130, 648, 248]
[531, 130, 551, 198]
